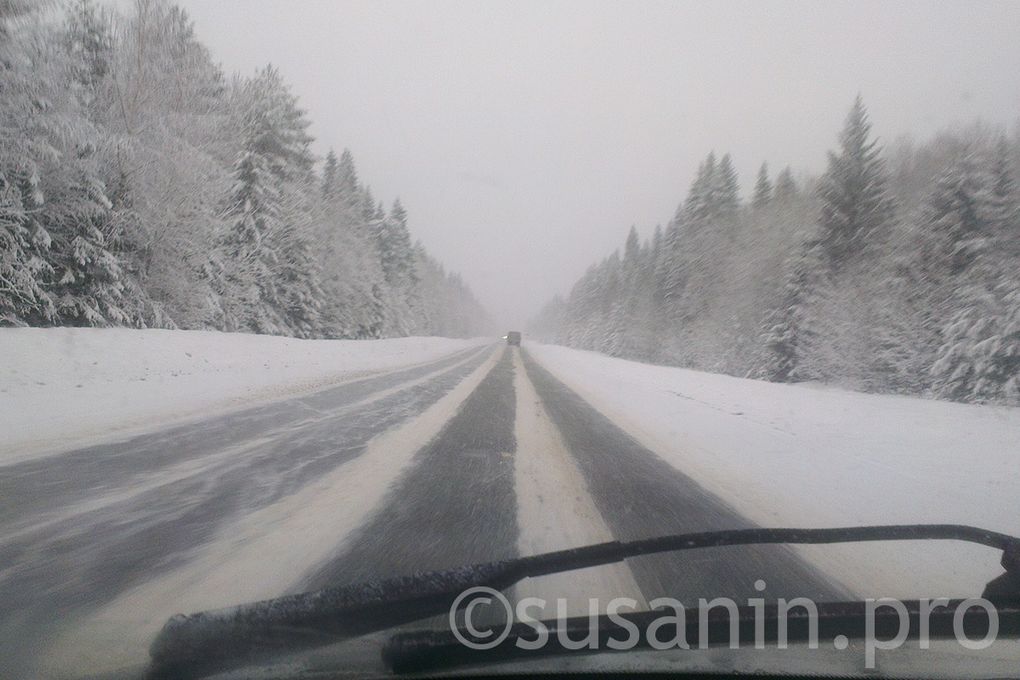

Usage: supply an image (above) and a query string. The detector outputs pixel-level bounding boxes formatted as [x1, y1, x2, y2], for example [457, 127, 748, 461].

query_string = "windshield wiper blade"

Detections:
[148, 524, 1020, 679]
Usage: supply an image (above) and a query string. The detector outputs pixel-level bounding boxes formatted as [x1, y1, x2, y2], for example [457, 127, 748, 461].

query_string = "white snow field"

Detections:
[0, 328, 487, 462]
[526, 342, 1020, 600]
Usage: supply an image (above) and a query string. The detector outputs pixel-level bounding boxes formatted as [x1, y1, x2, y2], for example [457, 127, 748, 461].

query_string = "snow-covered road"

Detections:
[525, 343, 1020, 600]
[0, 328, 489, 462]
[1, 332, 1016, 679]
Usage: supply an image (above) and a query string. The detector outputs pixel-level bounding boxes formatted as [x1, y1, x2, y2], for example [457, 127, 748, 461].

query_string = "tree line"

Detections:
[1, 0, 492, 338]
[530, 97, 1020, 405]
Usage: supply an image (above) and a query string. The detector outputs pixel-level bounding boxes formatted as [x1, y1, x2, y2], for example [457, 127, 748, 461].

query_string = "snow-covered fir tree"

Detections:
[816, 95, 895, 270]
[773, 166, 798, 203]
[752, 162, 772, 210]
[212, 65, 318, 334]
[713, 153, 740, 215]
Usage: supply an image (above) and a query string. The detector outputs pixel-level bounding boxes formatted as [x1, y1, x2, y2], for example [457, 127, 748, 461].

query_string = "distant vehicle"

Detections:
[506, 331, 521, 346]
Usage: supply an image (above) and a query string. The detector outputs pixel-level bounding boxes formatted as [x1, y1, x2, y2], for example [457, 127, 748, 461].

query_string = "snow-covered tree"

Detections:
[931, 276, 1020, 404]
[377, 199, 415, 288]
[531, 97, 1017, 405]
[211, 65, 319, 335]
[927, 145, 1020, 403]
[774, 166, 798, 203]
[684, 152, 717, 222]
[2, 0, 488, 341]
[925, 155, 991, 276]
[816, 96, 895, 269]
[1, 10, 134, 327]
[752, 162, 772, 210]
[987, 136, 1017, 236]
[315, 149, 388, 339]
[713, 153, 740, 215]
[0, 14, 58, 324]
[762, 242, 821, 381]
[335, 148, 361, 214]
[321, 149, 338, 199]
[63, 0, 113, 116]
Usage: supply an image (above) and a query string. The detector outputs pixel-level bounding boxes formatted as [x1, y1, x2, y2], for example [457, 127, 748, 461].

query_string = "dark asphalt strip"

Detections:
[0, 348, 493, 608]
[520, 350, 851, 605]
[302, 347, 519, 590]
[0, 346, 495, 678]
[0, 344, 489, 527]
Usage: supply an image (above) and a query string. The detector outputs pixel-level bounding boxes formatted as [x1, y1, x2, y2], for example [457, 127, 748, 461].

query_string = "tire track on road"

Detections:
[1, 345, 495, 679]
[302, 347, 519, 589]
[0, 344, 489, 527]
[512, 348, 647, 616]
[35, 347, 505, 679]
[521, 349, 850, 605]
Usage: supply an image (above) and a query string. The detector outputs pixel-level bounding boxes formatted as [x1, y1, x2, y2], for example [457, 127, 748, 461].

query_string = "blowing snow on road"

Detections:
[3, 330, 1018, 678]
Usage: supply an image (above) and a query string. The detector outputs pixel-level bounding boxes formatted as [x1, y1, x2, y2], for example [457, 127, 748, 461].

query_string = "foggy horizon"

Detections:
[134, 0, 1020, 326]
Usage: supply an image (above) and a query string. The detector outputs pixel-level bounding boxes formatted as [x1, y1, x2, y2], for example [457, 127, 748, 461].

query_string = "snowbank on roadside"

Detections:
[0, 328, 487, 462]
[527, 342, 1020, 599]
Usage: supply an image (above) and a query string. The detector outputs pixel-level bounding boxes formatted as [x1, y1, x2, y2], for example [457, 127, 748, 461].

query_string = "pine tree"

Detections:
[774, 166, 798, 203]
[655, 220, 685, 315]
[651, 223, 663, 254]
[618, 225, 655, 359]
[214, 140, 284, 332]
[360, 185, 377, 222]
[0, 21, 57, 324]
[315, 147, 390, 339]
[987, 136, 1017, 241]
[275, 197, 323, 338]
[713, 153, 740, 215]
[0, 179, 54, 325]
[321, 149, 338, 198]
[212, 65, 317, 335]
[378, 198, 417, 289]
[1, 10, 132, 327]
[924, 155, 990, 276]
[931, 274, 1020, 405]
[56, 0, 150, 327]
[928, 148, 1020, 403]
[63, 0, 112, 115]
[371, 198, 422, 334]
[320, 147, 362, 215]
[762, 241, 823, 381]
[43, 167, 132, 327]
[752, 162, 772, 209]
[816, 96, 894, 269]
[336, 148, 361, 213]
[624, 225, 641, 266]
[684, 153, 717, 222]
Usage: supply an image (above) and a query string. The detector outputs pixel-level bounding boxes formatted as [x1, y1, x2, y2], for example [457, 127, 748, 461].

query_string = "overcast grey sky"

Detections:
[172, 0, 1020, 327]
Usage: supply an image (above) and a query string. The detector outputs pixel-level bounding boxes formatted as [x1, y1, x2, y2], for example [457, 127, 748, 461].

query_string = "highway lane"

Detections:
[520, 349, 851, 604]
[0, 344, 488, 531]
[299, 347, 848, 607]
[0, 344, 492, 678]
[2, 342, 850, 678]
[302, 347, 519, 589]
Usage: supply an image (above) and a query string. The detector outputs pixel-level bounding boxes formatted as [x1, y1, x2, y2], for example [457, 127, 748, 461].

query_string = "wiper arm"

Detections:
[148, 524, 1020, 679]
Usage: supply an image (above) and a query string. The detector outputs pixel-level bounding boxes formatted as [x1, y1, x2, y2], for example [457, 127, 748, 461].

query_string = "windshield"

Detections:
[1, 1, 1019, 679]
